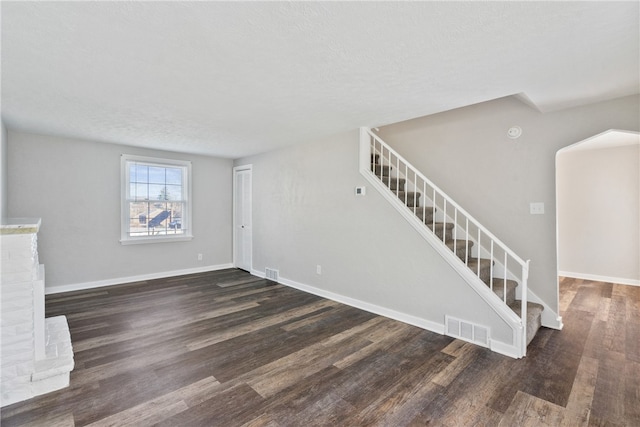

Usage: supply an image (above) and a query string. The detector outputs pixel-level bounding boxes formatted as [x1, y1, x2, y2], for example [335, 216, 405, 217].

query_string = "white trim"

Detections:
[119, 235, 193, 245]
[490, 339, 522, 359]
[254, 269, 445, 335]
[559, 271, 640, 287]
[44, 263, 234, 294]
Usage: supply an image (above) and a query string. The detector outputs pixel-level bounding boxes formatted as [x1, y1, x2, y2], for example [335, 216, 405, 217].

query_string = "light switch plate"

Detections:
[355, 186, 366, 196]
[530, 202, 545, 215]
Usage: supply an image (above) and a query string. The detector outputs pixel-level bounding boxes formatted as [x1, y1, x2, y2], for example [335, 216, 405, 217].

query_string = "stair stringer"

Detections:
[360, 165, 526, 358]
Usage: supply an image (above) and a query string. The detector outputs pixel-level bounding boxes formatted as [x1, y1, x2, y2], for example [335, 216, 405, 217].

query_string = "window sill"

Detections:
[120, 235, 194, 245]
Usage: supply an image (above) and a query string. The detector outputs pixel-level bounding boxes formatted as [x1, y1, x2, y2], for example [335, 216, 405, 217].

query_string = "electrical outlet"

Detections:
[530, 202, 545, 215]
[316, 265, 322, 275]
[197, 253, 203, 261]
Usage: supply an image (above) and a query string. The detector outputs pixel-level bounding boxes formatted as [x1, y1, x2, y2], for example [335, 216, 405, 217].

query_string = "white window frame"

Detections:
[120, 154, 193, 245]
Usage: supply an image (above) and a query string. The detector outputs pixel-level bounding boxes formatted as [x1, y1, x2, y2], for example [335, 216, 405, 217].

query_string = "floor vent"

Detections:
[265, 268, 279, 282]
[445, 315, 490, 348]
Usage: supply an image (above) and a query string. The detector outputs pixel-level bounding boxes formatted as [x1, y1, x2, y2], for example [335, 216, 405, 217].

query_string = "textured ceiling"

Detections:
[2, 1, 639, 158]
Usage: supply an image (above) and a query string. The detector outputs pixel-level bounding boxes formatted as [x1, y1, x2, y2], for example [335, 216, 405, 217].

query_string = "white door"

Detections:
[233, 166, 252, 272]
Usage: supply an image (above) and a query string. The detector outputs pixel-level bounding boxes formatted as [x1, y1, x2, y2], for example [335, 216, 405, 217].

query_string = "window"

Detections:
[121, 154, 192, 244]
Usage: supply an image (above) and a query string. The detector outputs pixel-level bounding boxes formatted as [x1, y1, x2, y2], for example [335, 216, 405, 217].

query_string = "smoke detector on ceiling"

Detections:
[507, 126, 522, 139]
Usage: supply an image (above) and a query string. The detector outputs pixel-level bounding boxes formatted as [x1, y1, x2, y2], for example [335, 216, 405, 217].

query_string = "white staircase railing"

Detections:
[360, 127, 531, 357]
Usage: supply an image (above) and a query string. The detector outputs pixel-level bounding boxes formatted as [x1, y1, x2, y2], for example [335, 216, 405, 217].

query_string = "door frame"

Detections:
[233, 164, 253, 272]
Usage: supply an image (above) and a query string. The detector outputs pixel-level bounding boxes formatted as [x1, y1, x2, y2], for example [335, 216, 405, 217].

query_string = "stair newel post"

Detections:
[521, 260, 530, 357]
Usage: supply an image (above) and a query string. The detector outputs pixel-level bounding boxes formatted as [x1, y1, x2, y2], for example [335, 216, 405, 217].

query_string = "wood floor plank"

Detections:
[246, 320, 384, 398]
[3, 272, 640, 426]
[590, 350, 627, 425]
[498, 390, 565, 427]
[186, 299, 339, 351]
[624, 359, 640, 425]
[432, 342, 485, 387]
[352, 354, 451, 425]
[563, 355, 598, 424]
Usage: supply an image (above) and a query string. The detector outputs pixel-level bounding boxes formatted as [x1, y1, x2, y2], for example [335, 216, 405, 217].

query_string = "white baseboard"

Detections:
[260, 270, 533, 359]
[254, 269, 445, 335]
[559, 271, 640, 287]
[45, 263, 235, 294]
[490, 339, 521, 359]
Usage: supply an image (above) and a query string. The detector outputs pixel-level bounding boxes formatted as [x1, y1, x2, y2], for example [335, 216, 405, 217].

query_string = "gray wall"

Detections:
[236, 130, 514, 344]
[377, 94, 640, 310]
[557, 144, 639, 283]
[1, 121, 7, 219]
[7, 131, 233, 290]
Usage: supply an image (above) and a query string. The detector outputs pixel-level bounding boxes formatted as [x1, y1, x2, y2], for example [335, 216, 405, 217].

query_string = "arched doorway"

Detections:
[556, 130, 640, 287]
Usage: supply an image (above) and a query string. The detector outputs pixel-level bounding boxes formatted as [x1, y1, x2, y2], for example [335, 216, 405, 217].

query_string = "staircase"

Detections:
[362, 128, 543, 357]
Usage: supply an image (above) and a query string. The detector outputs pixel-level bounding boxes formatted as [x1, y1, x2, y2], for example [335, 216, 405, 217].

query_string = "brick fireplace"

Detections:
[1, 218, 74, 407]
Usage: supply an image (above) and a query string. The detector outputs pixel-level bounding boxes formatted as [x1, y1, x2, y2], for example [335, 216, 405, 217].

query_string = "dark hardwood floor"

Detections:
[1, 270, 638, 426]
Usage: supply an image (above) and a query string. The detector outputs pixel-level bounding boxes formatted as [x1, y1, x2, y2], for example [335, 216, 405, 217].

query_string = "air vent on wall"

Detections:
[445, 315, 490, 348]
[265, 268, 279, 282]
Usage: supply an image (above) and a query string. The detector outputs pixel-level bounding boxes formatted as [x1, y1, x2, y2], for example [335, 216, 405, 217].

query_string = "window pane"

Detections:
[128, 201, 151, 236]
[131, 164, 148, 183]
[149, 184, 167, 200]
[148, 166, 166, 184]
[127, 201, 186, 236]
[165, 168, 182, 185]
[164, 184, 182, 200]
[131, 183, 149, 200]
